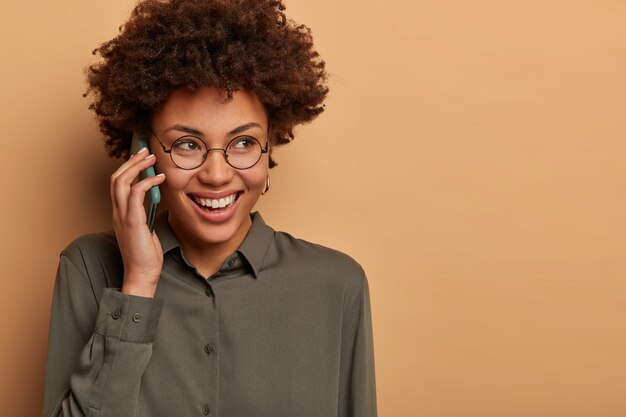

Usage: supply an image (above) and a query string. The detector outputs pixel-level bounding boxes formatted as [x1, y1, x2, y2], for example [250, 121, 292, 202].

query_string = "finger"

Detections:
[112, 154, 158, 217]
[113, 146, 148, 179]
[126, 173, 166, 228]
[110, 147, 149, 189]
[124, 171, 165, 227]
[110, 147, 150, 212]
[110, 149, 153, 205]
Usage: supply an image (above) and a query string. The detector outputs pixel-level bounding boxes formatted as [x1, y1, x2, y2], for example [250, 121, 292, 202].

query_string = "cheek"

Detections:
[156, 164, 191, 202]
[243, 167, 268, 191]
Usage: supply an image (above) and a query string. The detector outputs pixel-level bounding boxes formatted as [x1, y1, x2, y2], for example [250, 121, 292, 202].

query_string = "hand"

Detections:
[110, 147, 167, 297]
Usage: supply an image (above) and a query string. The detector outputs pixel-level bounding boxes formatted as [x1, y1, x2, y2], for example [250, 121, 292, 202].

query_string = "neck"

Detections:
[184, 244, 233, 279]
[168, 214, 252, 279]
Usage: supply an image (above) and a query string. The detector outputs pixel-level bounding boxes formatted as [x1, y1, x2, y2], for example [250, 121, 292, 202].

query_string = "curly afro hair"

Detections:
[85, 0, 329, 168]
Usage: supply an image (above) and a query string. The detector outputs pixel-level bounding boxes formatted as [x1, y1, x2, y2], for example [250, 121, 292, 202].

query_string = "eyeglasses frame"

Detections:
[150, 130, 269, 171]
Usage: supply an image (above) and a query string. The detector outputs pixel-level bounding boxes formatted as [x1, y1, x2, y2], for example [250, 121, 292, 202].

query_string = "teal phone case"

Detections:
[130, 132, 161, 233]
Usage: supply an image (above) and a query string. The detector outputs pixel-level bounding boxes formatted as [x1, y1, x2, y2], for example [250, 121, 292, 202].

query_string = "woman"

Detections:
[44, 1, 376, 416]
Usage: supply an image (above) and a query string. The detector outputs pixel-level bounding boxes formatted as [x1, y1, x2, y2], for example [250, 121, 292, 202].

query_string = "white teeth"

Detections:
[194, 193, 237, 209]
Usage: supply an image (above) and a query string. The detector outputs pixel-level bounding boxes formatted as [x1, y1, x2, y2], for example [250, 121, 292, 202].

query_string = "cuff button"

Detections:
[132, 313, 142, 323]
[111, 310, 121, 320]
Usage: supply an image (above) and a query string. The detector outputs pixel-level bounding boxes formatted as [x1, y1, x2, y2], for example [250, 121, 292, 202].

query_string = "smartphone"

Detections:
[129, 132, 161, 233]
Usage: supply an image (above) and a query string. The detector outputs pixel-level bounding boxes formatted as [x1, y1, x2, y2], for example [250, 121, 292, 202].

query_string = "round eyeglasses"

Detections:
[152, 131, 269, 170]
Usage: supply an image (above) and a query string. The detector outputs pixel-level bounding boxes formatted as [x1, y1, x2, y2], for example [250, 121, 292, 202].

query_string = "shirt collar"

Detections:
[153, 210, 180, 255]
[153, 210, 274, 278]
[238, 212, 274, 278]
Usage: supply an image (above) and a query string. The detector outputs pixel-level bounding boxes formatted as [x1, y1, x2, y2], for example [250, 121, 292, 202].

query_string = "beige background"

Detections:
[1, 1, 625, 416]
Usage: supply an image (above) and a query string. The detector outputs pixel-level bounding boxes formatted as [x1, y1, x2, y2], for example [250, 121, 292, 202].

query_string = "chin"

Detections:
[165, 190, 255, 249]
[194, 220, 247, 244]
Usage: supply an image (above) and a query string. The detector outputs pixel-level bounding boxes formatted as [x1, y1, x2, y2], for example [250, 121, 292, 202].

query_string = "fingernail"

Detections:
[146, 154, 155, 159]
[137, 147, 147, 154]
[156, 173, 165, 177]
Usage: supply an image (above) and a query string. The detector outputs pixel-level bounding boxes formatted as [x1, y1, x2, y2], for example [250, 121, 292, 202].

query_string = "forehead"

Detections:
[152, 86, 268, 134]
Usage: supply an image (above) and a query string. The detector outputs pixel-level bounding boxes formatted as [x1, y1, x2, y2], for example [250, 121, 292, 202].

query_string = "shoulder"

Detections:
[268, 229, 366, 290]
[58, 231, 123, 288]
[61, 230, 120, 266]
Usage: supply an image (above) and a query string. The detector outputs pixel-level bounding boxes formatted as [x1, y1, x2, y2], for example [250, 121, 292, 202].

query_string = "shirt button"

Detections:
[205, 287, 213, 297]
[132, 313, 142, 323]
[228, 257, 236, 267]
[111, 310, 121, 320]
[204, 344, 214, 356]
[202, 405, 210, 415]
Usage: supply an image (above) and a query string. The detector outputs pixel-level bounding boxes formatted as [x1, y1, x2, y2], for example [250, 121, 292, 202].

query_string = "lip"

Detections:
[188, 191, 241, 200]
[188, 192, 242, 223]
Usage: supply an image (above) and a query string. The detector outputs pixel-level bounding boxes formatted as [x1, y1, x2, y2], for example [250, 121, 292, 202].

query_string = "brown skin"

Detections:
[90, 0, 329, 297]
[86, 0, 328, 168]
[115, 87, 269, 297]
[110, 149, 165, 297]
[151, 87, 269, 279]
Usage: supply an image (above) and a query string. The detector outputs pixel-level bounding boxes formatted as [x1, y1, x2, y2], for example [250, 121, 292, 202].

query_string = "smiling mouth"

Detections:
[189, 192, 241, 211]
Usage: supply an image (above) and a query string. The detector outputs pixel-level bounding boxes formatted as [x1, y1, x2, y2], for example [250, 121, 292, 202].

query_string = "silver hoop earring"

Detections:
[262, 175, 270, 195]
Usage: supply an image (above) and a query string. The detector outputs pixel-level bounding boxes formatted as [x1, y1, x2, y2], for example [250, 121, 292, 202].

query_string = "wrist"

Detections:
[121, 280, 158, 298]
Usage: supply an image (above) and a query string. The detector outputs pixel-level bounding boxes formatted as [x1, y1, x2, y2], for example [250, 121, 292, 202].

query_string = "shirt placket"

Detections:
[201, 276, 219, 417]
[199, 252, 244, 417]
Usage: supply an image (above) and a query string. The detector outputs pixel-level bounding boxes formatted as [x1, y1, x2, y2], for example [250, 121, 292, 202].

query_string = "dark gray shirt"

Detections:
[44, 212, 376, 417]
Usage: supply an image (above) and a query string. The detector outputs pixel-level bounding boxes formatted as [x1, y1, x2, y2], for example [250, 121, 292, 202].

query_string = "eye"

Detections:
[172, 137, 203, 153]
[229, 136, 257, 151]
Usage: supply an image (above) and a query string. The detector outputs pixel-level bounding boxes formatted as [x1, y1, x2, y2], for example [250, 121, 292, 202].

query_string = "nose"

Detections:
[195, 149, 234, 186]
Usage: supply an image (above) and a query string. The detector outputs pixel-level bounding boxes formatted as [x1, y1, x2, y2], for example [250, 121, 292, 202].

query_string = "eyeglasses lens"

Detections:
[170, 136, 263, 170]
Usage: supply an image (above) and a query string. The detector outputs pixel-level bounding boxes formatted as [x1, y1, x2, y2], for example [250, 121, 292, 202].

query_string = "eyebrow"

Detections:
[227, 122, 263, 136]
[163, 124, 203, 136]
[163, 122, 263, 137]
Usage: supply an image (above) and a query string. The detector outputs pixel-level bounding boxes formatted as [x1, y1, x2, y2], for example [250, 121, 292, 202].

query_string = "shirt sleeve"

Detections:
[337, 272, 378, 417]
[43, 254, 163, 417]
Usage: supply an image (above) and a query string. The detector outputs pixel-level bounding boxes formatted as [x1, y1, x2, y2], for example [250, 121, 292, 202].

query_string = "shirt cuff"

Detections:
[94, 288, 164, 343]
